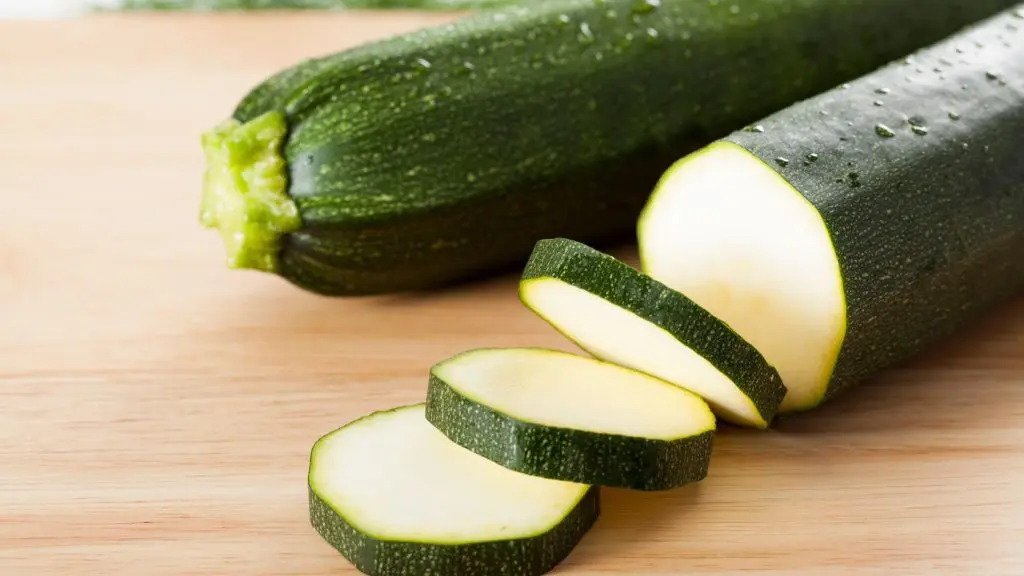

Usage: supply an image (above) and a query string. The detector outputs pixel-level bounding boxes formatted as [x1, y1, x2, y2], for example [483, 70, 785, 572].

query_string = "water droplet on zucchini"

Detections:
[774, 157, 790, 167]
[578, 22, 595, 43]
[875, 87, 891, 94]
[806, 153, 819, 162]
[875, 124, 896, 138]
[632, 0, 660, 13]
[646, 27, 660, 39]
[985, 70, 1000, 80]
[948, 111, 961, 121]
[873, 100, 884, 107]
[743, 124, 765, 133]
[416, 58, 432, 69]
[911, 125, 929, 136]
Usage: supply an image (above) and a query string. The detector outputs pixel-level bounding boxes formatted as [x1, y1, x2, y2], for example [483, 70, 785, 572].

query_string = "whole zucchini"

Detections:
[200, 0, 1020, 296]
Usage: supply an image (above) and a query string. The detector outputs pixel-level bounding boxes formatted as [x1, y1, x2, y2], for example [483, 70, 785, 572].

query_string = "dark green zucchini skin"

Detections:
[220, 0, 1021, 296]
[309, 483, 600, 576]
[725, 7, 1024, 406]
[424, 371, 714, 491]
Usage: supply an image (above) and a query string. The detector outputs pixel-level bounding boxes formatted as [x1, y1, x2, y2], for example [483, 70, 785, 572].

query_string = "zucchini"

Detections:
[309, 403, 600, 576]
[518, 238, 785, 429]
[424, 347, 716, 491]
[199, 0, 1022, 296]
[638, 6, 1024, 414]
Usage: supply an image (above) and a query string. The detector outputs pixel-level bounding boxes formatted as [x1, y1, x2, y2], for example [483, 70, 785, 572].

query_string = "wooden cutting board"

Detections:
[1, 11, 1022, 576]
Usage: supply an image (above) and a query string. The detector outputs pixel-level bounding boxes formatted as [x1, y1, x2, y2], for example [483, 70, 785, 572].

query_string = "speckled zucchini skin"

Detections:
[520, 238, 787, 426]
[425, 372, 714, 491]
[309, 483, 600, 576]
[222, 0, 1020, 296]
[725, 7, 1024, 407]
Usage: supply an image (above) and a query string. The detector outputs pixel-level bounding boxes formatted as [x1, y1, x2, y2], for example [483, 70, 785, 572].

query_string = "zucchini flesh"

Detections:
[639, 143, 845, 413]
[518, 238, 785, 429]
[425, 347, 716, 491]
[199, 0, 1023, 296]
[638, 6, 1024, 413]
[308, 403, 599, 576]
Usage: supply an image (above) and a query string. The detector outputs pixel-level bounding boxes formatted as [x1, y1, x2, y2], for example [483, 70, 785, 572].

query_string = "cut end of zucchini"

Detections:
[637, 141, 847, 413]
[309, 403, 599, 575]
[200, 110, 300, 274]
[426, 347, 715, 490]
[519, 238, 786, 429]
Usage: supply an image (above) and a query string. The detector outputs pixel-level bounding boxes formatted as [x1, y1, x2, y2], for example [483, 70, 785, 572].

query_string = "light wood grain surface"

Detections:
[1, 11, 1023, 576]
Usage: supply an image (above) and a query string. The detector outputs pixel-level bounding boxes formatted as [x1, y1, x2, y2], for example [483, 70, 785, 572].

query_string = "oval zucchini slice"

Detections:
[518, 238, 786, 429]
[308, 404, 600, 576]
[425, 347, 716, 491]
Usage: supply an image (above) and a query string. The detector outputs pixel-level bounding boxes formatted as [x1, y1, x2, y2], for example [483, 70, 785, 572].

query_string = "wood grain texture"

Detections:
[1, 11, 1022, 576]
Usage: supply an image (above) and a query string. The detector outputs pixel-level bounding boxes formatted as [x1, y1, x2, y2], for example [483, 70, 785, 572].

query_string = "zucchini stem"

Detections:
[199, 110, 300, 273]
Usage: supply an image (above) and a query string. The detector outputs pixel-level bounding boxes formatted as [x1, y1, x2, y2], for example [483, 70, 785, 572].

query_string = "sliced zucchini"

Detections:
[425, 347, 716, 491]
[638, 6, 1024, 413]
[309, 403, 599, 576]
[518, 238, 786, 429]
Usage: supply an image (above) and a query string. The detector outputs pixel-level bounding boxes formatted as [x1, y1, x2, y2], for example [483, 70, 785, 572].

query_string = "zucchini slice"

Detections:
[425, 347, 716, 491]
[308, 404, 600, 576]
[518, 238, 786, 429]
[638, 6, 1024, 414]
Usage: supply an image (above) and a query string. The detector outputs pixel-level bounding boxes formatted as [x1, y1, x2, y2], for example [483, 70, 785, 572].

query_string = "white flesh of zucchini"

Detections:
[434, 348, 716, 439]
[309, 404, 590, 543]
[637, 142, 847, 412]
